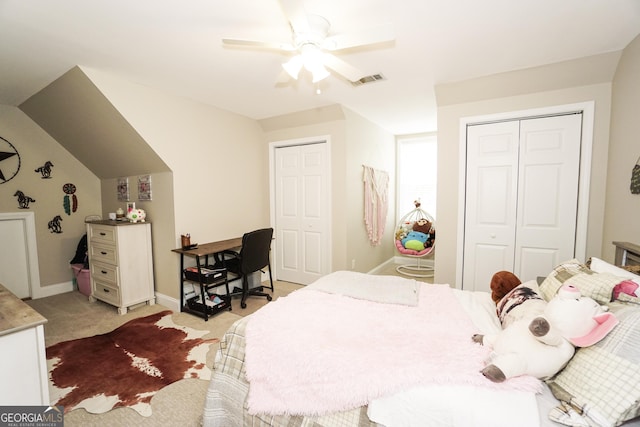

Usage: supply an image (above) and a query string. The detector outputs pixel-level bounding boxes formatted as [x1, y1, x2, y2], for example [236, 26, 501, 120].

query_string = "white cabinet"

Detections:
[0, 285, 49, 405]
[462, 114, 583, 292]
[86, 221, 155, 314]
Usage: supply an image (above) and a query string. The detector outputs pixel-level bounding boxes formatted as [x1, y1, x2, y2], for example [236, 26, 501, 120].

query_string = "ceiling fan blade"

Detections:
[322, 53, 367, 82]
[222, 38, 295, 51]
[275, 69, 293, 84]
[278, 0, 311, 34]
[323, 23, 395, 51]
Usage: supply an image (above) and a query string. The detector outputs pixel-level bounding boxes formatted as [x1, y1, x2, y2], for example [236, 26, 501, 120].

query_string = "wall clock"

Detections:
[0, 136, 21, 184]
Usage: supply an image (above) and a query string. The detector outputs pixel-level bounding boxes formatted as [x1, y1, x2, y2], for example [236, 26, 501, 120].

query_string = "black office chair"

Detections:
[220, 228, 274, 309]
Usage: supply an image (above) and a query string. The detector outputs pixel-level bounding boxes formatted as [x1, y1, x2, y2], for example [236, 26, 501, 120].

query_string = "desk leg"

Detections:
[179, 254, 185, 313]
[195, 256, 209, 321]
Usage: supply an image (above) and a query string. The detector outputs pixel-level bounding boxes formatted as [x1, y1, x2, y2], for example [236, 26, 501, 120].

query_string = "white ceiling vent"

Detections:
[351, 73, 386, 86]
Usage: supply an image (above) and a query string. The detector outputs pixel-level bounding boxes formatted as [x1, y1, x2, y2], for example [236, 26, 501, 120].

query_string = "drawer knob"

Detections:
[100, 232, 106, 236]
[101, 270, 107, 274]
[103, 288, 110, 293]
[101, 251, 107, 255]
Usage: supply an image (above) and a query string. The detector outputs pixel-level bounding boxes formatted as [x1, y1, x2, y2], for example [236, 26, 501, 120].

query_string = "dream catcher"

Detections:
[63, 183, 78, 215]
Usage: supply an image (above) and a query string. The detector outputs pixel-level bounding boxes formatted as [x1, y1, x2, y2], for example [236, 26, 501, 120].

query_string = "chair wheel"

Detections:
[241, 302, 247, 309]
[267, 295, 273, 301]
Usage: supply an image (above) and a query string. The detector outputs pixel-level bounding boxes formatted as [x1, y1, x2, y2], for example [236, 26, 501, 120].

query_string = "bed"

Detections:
[203, 259, 640, 427]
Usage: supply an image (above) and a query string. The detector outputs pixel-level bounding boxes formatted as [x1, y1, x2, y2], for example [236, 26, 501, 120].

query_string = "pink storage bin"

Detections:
[71, 264, 91, 296]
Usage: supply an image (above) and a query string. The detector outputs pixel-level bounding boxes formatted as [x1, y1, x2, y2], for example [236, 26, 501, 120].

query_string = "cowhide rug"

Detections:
[46, 310, 218, 417]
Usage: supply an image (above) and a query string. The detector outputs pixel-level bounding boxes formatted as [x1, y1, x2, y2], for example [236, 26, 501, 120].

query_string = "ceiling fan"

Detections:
[221, 0, 395, 84]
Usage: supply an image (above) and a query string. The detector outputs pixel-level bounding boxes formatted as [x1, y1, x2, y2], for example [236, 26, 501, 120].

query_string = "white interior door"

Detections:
[463, 121, 520, 292]
[515, 115, 582, 281]
[274, 142, 329, 284]
[0, 218, 31, 298]
[463, 114, 582, 292]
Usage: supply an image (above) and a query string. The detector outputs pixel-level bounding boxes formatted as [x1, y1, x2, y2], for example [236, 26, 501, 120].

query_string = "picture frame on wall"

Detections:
[126, 202, 136, 213]
[138, 174, 152, 201]
[117, 177, 129, 201]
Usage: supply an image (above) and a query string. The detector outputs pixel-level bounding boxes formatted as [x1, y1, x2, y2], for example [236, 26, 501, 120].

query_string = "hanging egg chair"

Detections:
[394, 200, 435, 277]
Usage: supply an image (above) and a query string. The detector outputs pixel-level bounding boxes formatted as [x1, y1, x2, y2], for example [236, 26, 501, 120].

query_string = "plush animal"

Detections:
[412, 218, 432, 234]
[127, 208, 146, 223]
[473, 283, 618, 382]
[490, 270, 522, 304]
[401, 231, 429, 251]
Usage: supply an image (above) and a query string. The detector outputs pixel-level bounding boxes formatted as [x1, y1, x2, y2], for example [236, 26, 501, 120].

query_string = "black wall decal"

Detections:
[14, 190, 35, 209]
[48, 215, 63, 233]
[0, 135, 21, 184]
[35, 161, 54, 178]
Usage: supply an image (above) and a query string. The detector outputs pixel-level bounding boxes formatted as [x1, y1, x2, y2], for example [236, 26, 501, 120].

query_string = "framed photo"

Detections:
[138, 174, 152, 201]
[117, 177, 129, 201]
[126, 202, 136, 213]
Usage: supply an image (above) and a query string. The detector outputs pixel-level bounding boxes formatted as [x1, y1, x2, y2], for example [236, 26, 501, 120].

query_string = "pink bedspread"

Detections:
[244, 284, 541, 416]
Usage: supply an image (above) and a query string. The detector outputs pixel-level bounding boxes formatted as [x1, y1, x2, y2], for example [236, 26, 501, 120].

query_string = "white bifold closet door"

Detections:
[463, 113, 582, 292]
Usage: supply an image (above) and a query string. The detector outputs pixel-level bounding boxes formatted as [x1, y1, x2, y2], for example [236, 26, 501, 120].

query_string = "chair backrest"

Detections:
[239, 228, 273, 274]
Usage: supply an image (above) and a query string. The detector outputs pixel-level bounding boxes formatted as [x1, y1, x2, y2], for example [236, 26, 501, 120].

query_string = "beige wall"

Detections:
[260, 105, 395, 273]
[84, 68, 269, 301]
[603, 34, 640, 261]
[0, 105, 102, 293]
[343, 108, 396, 272]
[434, 54, 617, 288]
[101, 172, 176, 298]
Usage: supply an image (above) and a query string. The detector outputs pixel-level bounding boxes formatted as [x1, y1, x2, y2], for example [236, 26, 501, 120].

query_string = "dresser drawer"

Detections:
[89, 243, 118, 265]
[92, 280, 120, 305]
[88, 225, 117, 245]
[90, 261, 118, 285]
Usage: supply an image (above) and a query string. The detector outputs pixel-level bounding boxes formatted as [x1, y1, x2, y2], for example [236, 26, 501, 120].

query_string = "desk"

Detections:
[172, 237, 241, 321]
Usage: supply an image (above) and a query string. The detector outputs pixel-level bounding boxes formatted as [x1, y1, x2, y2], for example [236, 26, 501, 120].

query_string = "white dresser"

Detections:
[86, 220, 155, 314]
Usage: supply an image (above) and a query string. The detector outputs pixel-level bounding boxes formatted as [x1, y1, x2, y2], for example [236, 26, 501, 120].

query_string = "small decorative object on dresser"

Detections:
[86, 220, 155, 314]
[126, 208, 146, 223]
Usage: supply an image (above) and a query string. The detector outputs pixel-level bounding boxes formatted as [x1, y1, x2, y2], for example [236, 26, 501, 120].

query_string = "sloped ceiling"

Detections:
[19, 67, 170, 179]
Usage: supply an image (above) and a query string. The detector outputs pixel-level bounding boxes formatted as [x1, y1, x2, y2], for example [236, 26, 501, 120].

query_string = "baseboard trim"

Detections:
[155, 292, 180, 312]
[369, 256, 435, 275]
[32, 280, 74, 299]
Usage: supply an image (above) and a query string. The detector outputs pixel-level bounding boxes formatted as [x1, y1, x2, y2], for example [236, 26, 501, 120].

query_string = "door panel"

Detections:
[275, 143, 329, 284]
[0, 219, 30, 298]
[463, 121, 519, 292]
[515, 115, 581, 281]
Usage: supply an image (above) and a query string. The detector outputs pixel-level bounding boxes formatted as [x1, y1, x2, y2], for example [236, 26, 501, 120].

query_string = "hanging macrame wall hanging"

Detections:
[631, 156, 640, 195]
[363, 165, 389, 246]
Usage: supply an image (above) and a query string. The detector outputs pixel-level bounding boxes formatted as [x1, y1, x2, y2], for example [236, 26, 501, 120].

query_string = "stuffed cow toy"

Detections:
[473, 283, 618, 382]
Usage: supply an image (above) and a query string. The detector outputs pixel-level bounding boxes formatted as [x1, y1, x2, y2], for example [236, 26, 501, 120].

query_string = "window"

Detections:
[396, 133, 437, 221]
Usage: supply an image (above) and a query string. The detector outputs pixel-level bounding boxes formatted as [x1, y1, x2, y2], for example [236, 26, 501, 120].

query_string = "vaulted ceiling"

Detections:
[1, 0, 639, 135]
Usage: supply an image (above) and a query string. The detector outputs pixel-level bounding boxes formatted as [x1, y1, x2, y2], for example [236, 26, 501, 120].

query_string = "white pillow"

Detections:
[590, 257, 640, 286]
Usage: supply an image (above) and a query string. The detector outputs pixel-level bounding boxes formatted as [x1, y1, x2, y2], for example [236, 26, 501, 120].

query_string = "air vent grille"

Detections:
[351, 73, 386, 86]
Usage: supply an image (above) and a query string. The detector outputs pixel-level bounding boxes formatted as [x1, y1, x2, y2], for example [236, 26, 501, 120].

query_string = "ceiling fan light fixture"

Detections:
[283, 55, 303, 79]
[311, 65, 330, 83]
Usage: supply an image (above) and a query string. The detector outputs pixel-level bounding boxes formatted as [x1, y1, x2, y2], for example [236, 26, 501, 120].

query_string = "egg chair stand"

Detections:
[394, 201, 435, 278]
